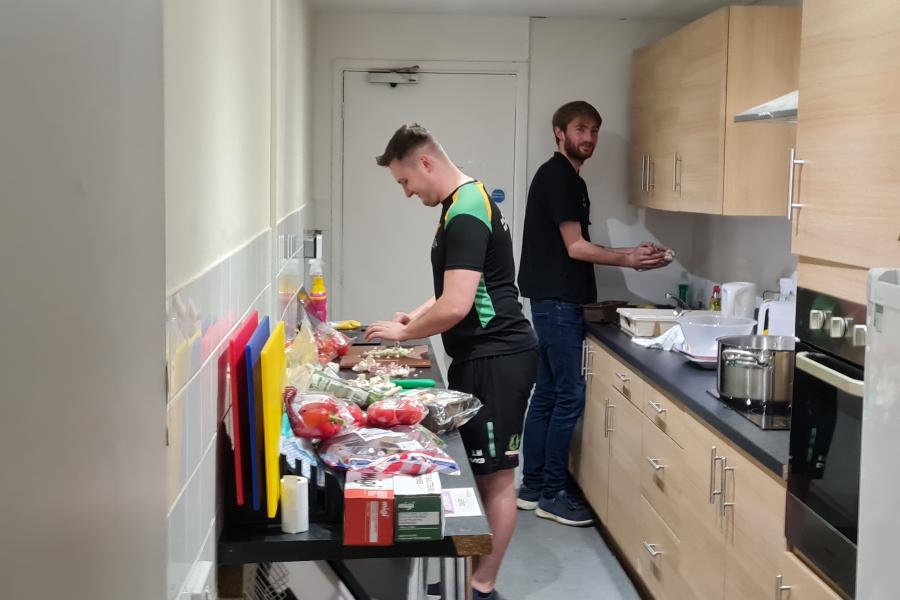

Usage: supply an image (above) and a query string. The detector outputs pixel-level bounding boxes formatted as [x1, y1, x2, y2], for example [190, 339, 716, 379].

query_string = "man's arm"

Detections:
[392, 296, 436, 324]
[559, 221, 670, 270]
[364, 271, 479, 342]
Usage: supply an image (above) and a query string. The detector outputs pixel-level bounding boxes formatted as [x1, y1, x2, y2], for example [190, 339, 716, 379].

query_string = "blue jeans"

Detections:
[522, 300, 586, 498]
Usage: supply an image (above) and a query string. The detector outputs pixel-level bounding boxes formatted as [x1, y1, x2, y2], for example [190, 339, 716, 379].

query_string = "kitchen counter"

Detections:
[586, 323, 789, 478]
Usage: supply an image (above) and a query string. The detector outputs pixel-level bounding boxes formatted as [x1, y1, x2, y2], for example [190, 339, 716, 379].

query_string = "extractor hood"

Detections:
[734, 90, 798, 123]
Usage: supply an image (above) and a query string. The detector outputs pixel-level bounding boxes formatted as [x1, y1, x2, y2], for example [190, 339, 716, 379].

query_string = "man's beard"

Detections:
[564, 136, 594, 161]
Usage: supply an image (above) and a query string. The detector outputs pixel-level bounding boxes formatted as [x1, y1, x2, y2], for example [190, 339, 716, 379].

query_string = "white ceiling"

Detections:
[311, 0, 764, 21]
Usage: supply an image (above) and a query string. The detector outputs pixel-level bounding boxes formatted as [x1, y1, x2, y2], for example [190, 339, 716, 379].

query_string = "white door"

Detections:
[339, 69, 519, 324]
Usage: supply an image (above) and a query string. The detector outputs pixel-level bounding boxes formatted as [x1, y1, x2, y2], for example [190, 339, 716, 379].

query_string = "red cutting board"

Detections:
[228, 311, 258, 506]
[338, 345, 431, 369]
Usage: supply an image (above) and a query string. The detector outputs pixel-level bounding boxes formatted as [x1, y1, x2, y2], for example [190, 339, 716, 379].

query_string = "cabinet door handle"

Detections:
[709, 447, 724, 504]
[647, 155, 655, 190]
[775, 575, 792, 600]
[615, 372, 630, 383]
[581, 341, 587, 377]
[787, 148, 806, 220]
[585, 348, 595, 382]
[647, 399, 666, 414]
[673, 152, 683, 192]
[646, 456, 667, 471]
[642, 541, 663, 558]
[721, 458, 735, 517]
[606, 401, 616, 435]
[640, 155, 647, 191]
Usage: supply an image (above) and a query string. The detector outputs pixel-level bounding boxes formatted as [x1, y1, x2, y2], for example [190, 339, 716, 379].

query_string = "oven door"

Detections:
[787, 350, 864, 598]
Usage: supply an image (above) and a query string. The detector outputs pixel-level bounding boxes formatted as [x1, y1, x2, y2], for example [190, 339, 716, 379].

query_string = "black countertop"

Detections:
[218, 338, 492, 565]
[586, 323, 789, 478]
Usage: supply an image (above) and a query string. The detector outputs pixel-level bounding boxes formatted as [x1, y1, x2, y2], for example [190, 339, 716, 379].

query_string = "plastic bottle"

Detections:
[710, 285, 722, 312]
[678, 272, 690, 305]
[308, 259, 328, 322]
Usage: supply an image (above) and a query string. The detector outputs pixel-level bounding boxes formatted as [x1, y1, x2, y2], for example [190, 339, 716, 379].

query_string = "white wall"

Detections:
[529, 17, 796, 305]
[164, 1, 315, 598]
[0, 1, 167, 599]
[312, 13, 531, 227]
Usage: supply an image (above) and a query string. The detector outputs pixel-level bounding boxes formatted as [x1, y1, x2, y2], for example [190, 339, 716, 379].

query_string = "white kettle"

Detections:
[757, 299, 796, 336]
[721, 282, 757, 320]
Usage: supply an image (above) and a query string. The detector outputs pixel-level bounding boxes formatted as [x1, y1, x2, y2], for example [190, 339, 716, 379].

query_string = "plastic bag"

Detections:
[307, 366, 398, 407]
[366, 397, 427, 428]
[317, 425, 460, 475]
[397, 389, 483, 435]
[283, 387, 361, 440]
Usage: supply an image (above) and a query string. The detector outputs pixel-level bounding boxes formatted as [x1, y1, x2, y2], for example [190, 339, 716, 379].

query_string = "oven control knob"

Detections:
[810, 309, 828, 330]
[829, 317, 848, 339]
[852, 324, 868, 347]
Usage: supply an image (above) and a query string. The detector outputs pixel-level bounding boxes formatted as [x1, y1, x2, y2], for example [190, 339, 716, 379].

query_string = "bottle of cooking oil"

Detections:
[710, 285, 722, 312]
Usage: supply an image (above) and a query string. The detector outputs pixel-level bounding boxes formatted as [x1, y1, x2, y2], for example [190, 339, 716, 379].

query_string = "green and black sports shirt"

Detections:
[431, 180, 536, 361]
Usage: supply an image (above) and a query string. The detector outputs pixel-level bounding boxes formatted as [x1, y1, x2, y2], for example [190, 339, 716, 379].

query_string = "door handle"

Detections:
[606, 400, 616, 436]
[709, 447, 723, 504]
[642, 541, 663, 558]
[646, 457, 667, 471]
[673, 152, 682, 192]
[776, 575, 792, 599]
[721, 458, 735, 517]
[585, 348, 595, 383]
[581, 341, 587, 377]
[647, 399, 666, 415]
[787, 148, 805, 220]
[647, 155, 655, 190]
[640, 155, 647, 191]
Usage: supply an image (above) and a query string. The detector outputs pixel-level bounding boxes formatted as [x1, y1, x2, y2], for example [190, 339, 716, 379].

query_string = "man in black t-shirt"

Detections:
[516, 102, 671, 527]
[366, 124, 537, 600]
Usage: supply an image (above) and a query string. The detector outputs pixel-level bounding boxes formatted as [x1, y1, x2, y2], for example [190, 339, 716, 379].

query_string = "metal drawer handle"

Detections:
[776, 575, 792, 599]
[721, 458, 735, 517]
[709, 447, 723, 504]
[581, 342, 587, 376]
[615, 372, 631, 383]
[647, 399, 666, 414]
[646, 457, 667, 471]
[642, 541, 662, 558]
[606, 401, 616, 435]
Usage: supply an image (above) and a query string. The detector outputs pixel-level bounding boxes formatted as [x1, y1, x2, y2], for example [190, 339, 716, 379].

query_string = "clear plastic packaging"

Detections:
[317, 425, 460, 476]
[366, 397, 427, 428]
[283, 388, 360, 440]
[397, 389, 483, 435]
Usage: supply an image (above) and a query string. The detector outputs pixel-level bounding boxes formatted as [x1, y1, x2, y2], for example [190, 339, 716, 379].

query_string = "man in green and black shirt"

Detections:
[367, 124, 537, 600]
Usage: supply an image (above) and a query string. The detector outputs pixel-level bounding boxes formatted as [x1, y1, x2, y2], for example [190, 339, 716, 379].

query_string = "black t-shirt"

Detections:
[518, 152, 597, 305]
[431, 180, 537, 361]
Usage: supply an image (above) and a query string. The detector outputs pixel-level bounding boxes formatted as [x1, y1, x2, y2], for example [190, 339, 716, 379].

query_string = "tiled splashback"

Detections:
[165, 206, 307, 600]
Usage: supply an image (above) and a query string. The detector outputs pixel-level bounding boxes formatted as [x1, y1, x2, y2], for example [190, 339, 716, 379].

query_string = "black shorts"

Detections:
[448, 348, 539, 476]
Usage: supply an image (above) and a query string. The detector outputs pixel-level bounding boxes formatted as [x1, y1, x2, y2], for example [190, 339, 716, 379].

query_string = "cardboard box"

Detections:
[393, 473, 444, 542]
[343, 471, 394, 546]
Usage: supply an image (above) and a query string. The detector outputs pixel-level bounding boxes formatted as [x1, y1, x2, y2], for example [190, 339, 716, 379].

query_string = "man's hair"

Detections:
[552, 101, 602, 142]
[375, 123, 437, 166]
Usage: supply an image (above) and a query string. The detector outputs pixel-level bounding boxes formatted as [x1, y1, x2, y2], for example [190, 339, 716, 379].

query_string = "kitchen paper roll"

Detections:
[281, 475, 309, 534]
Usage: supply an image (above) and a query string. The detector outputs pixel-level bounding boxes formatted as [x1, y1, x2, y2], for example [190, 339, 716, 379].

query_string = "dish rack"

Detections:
[616, 308, 680, 338]
[245, 563, 293, 600]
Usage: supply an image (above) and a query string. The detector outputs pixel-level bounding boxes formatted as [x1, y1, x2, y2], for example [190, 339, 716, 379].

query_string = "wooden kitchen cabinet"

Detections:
[638, 496, 685, 600]
[777, 551, 843, 600]
[677, 410, 728, 600]
[571, 339, 611, 522]
[606, 389, 645, 569]
[722, 447, 789, 600]
[628, 6, 801, 216]
[641, 416, 684, 537]
[790, 0, 900, 270]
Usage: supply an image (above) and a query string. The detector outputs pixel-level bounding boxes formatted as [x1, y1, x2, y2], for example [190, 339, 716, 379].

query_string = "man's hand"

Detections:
[364, 320, 409, 342]
[392, 312, 412, 325]
[626, 245, 671, 270]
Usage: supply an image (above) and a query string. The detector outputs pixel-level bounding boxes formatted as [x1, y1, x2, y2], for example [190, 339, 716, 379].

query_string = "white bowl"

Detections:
[676, 314, 756, 358]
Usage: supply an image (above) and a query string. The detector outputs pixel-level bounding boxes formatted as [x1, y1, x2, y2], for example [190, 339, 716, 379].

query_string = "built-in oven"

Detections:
[786, 288, 866, 599]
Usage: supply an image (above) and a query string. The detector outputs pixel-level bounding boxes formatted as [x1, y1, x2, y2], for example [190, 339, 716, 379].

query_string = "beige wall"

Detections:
[165, 0, 273, 292]
[0, 1, 166, 598]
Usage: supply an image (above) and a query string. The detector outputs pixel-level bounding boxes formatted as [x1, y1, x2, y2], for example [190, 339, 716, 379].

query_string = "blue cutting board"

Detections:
[244, 316, 270, 512]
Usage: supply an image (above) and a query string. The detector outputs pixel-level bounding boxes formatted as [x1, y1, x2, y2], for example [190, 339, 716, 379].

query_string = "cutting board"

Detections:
[338, 344, 431, 369]
[244, 316, 270, 512]
[260, 321, 286, 519]
[227, 310, 258, 506]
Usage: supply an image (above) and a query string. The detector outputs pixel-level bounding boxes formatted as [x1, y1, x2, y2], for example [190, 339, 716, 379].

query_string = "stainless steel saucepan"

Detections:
[717, 335, 795, 405]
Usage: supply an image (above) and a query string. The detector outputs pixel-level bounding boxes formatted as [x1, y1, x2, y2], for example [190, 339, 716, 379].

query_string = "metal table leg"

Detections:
[406, 557, 425, 600]
[454, 557, 472, 600]
[440, 558, 456, 600]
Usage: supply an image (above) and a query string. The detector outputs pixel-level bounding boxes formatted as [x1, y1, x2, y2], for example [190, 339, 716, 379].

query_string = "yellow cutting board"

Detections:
[260, 320, 286, 518]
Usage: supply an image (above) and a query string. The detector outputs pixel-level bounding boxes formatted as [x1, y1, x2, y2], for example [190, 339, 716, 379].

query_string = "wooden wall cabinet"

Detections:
[629, 6, 801, 216]
[790, 0, 900, 270]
